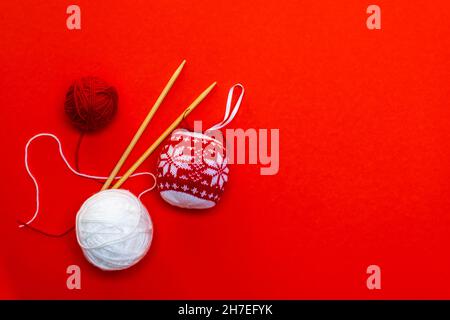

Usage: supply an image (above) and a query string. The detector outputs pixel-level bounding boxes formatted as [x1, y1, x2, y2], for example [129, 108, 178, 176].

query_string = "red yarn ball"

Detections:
[65, 77, 118, 132]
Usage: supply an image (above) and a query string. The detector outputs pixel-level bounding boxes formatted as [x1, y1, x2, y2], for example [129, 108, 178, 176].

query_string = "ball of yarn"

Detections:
[65, 76, 118, 132]
[157, 129, 229, 209]
[76, 189, 153, 271]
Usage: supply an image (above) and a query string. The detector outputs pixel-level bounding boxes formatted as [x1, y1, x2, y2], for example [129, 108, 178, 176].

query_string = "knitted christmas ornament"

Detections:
[157, 84, 244, 209]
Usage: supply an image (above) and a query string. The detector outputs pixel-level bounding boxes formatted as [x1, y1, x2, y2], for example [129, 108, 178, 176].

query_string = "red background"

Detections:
[1, 0, 450, 299]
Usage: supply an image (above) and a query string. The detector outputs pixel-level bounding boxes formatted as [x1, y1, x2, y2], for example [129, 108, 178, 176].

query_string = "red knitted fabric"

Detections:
[157, 129, 229, 209]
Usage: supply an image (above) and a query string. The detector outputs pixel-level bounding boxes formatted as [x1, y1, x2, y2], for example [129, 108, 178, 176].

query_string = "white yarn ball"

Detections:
[75, 189, 153, 271]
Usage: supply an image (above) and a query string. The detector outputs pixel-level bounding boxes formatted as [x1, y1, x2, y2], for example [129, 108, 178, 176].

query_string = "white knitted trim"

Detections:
[160, 190, 216, 209]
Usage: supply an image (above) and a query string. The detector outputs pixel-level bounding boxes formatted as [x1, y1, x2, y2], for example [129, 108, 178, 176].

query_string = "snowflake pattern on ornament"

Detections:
[204, 152, 229, 188]
[158, 144, 191, 177]
[157, 130, 228, 204]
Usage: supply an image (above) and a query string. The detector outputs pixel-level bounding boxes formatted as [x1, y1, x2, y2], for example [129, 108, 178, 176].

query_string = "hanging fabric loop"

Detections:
[206, 84, 244, 132]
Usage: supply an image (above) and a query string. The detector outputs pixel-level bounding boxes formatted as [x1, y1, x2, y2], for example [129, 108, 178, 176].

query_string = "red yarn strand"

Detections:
[74, 132, 85, 172]
[17, 219, 75, 238]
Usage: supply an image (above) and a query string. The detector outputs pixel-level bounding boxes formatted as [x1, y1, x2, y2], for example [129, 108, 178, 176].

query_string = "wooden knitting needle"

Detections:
[112, 81, 217, 189]
[101, 60, 186, 190]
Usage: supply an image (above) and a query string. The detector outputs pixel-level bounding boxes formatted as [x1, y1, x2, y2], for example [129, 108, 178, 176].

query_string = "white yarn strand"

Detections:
[21, 133, 157, 228]
[206, 84, 244, 132]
